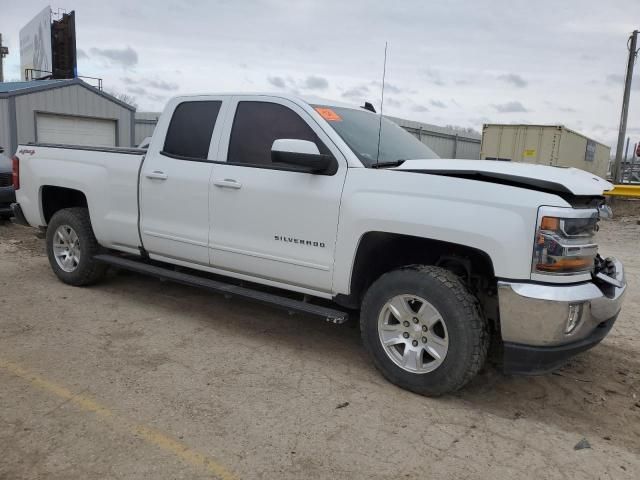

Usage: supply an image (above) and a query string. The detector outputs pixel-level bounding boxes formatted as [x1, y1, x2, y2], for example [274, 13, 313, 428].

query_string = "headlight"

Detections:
[532, 207, 599, 275]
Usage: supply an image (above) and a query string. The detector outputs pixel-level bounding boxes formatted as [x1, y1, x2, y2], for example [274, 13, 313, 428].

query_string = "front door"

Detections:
[209, 97, 347, 292]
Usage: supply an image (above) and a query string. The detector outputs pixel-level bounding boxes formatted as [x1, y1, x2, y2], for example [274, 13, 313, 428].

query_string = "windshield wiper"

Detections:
[370, 159, 406, 169]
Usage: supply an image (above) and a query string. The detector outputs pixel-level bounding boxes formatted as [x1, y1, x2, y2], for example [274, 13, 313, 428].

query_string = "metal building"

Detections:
[481, 124, 611, 179]
[134, 111, 161, 146]
[0, 78, 135, 155]
[386, 116, 482, 159]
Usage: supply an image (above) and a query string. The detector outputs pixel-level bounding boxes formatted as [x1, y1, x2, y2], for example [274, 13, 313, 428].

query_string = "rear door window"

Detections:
[163, 101, 222, 160]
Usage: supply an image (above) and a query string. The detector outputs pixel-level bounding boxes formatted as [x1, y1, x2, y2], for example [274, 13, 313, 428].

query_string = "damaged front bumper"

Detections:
[497, 258, 626, 375]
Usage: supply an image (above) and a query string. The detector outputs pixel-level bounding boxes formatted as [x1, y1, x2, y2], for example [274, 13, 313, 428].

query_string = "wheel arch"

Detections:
[335, 231, 497, 309]
[40, 185, 89, 224]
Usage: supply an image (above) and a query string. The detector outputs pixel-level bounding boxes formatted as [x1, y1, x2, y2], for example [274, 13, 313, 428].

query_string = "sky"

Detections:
[1, 0, 640, 149]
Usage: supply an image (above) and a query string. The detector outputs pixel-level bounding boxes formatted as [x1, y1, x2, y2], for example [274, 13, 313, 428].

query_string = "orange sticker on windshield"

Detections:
[315, 107, 342, 121]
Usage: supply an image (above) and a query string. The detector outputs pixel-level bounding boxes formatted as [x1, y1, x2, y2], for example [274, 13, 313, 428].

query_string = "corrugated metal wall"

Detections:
[134, 112, 161, 146]
[14, 84, 134, 146]
[481, 124, 611, 178]
[0, 99, 11, 154]
[386, 115, 481, 159]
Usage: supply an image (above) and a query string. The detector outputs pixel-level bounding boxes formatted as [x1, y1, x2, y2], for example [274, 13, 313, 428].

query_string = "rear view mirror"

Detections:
[271, 139, 333, 173]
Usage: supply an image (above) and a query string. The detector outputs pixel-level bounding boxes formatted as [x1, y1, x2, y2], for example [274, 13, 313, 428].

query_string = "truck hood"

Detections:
[393, 159, 613, 196]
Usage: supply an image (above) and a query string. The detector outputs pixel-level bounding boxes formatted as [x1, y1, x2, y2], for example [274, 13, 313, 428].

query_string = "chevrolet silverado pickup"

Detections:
[10, 93, 627, 396]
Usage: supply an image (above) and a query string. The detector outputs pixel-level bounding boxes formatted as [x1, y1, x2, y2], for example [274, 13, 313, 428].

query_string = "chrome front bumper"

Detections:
[498, 258, 626, 347]
[497, 258, 626, 374]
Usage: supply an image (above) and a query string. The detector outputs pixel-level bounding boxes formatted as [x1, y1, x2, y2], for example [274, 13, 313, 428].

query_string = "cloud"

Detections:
[127, 86, 147, 95]
[77, 49, 88, 60]
[90, 46, 138, 67]
[268, 76, 287, 88]
[147, 93, 168, 103]
[342, 85, 370, 99]
[384, 83, 403, 94]
[430, 99, 446, 108]
[424, 69, 445, 86]
[606, 73, 623, 84]
[498, 73, 527, 88]
[386, 98, 402, 107]
[148, 79, 179, 91]
[606, 73, 639, 90]
[121, 76, 177, 92]
[493, 101, 528, 113]
[302, 75, 328, 90]
[412, 105, 429, 113]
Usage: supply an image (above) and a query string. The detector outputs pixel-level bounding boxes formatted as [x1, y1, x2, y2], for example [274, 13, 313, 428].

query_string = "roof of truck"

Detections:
[171, 92, 362, 109]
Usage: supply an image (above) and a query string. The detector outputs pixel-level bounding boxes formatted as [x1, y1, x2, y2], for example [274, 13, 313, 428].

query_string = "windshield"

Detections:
[312, 105, 439, 167]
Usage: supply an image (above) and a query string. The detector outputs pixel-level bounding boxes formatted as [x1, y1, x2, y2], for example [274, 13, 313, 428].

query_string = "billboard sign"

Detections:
[19, 6, 52, 80]
[51, 11, 78, 79]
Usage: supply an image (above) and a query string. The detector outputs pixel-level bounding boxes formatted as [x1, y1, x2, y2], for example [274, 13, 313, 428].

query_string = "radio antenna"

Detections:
[375, 42, 388, 166]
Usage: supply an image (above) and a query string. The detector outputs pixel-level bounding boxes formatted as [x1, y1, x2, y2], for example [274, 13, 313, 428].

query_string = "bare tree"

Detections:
[107, 90, 138, 109]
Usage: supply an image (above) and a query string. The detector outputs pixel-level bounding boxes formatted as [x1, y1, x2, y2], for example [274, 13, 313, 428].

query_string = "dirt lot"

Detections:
[1, 217, 639, 479]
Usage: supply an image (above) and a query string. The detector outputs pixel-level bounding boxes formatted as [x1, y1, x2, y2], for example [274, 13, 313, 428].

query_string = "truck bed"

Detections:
[16, 142, 146, 255]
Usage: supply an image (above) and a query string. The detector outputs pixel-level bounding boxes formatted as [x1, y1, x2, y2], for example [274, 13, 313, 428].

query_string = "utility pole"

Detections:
[624, 137, 630, 162]
[614, 30, 638, 183]
[0, 34, 9, 83]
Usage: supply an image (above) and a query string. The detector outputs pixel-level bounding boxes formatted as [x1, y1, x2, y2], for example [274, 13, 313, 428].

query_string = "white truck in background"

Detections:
[10, 93, 626, 395]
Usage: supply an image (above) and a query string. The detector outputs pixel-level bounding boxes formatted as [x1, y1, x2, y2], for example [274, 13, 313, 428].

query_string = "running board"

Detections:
[94, 254, 348, 324]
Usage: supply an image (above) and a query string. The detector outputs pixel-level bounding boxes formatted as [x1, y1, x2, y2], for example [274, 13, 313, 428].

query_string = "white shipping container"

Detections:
[480, 124, 610, 179]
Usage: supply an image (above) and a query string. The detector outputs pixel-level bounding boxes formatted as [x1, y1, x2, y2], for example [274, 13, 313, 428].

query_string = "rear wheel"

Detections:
[360, 265, 488, 396]
[46, 208, 107, 286]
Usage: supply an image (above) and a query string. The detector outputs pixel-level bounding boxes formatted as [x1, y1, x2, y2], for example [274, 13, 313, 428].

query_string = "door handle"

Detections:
[214, 179, 242, 189]
[145, 170, 168, 180]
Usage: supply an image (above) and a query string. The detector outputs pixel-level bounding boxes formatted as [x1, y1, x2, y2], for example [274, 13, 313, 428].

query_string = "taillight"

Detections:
[12, 155, 20, 190]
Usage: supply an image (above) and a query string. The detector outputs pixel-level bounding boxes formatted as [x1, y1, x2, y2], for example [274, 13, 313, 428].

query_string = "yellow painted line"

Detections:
[0, 358, 238, 480]
[604, 184, 640, 198]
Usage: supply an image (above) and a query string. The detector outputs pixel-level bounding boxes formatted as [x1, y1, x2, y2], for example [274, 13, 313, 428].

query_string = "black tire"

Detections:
[46, 207, 107, 286]
[360, 265, 488, 396]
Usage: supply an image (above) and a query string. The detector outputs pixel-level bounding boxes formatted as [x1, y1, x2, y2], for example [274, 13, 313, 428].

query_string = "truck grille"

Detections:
[0, 173, 12, 187]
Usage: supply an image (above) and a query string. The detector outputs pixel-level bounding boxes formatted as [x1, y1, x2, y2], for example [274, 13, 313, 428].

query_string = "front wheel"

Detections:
[360, 265, 488, 396]
[46, 207, 107, 286]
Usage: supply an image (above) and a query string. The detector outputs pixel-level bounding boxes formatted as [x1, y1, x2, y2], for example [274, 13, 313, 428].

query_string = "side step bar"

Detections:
[94, 254, 348, 324]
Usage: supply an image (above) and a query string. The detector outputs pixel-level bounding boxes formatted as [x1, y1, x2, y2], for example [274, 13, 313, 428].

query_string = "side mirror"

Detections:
[0, 146, 4, 154]
[271, 139, 333, 173]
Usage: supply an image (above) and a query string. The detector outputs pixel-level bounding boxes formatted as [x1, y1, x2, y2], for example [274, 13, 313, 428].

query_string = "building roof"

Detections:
[0, 78, 135, 111]
[0, 79, 69, 93]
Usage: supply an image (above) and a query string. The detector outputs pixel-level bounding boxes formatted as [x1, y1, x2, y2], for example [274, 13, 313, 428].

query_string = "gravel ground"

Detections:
[0, 217, 639, 479]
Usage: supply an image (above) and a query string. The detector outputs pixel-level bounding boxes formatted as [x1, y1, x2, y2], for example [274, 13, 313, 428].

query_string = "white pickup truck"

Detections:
[11, 93, 626, 395]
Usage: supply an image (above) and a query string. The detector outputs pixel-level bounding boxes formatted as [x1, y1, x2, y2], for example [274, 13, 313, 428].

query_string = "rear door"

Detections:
[140, 98, 228, 265]
[209, 97, 347, 292]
